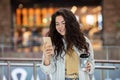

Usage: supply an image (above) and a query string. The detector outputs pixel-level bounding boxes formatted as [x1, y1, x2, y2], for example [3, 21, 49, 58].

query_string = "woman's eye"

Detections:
[62, 22, 65, 24]
[56, 23, 59, 26]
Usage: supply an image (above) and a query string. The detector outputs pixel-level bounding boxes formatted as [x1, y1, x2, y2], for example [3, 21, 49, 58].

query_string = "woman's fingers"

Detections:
[45, 46, 53, 54]
[43, 43, 53, 55]
[85, 62, 91, 72]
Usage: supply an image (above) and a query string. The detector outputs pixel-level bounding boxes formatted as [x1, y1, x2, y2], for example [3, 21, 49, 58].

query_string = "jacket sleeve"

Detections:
[85, 37, 95, 75]
[40, 54, 56, 74]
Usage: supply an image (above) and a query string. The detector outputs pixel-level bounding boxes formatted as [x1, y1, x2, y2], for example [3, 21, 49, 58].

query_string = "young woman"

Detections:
[40, 8, 95, 80]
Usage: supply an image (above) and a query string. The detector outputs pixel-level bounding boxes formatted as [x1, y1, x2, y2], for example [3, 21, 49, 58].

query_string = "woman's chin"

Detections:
[60, 33, 65, 36]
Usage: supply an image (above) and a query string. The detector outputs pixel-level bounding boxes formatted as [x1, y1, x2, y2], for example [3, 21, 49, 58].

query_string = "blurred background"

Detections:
[0, 0, 120, 80]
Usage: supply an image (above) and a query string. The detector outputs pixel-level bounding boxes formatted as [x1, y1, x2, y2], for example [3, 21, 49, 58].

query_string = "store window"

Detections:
[12, 2, 103, 53]
[13, 7, 57, 53]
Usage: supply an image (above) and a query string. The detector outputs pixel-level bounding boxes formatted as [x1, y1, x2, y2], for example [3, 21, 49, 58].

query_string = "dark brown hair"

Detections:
[48, 8, 89, 59]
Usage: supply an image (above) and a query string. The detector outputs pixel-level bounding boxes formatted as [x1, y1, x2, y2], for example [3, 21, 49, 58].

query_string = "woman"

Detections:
[40, 8, 95, 80]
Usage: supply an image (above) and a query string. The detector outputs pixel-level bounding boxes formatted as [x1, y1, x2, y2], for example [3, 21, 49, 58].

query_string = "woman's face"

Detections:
[55, 15, 66, 36]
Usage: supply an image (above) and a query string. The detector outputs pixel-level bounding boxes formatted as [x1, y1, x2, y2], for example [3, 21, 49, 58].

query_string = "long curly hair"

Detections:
[48, 8, 89, 59]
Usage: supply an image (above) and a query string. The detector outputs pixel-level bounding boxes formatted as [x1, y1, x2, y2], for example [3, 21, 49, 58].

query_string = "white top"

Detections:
[40, 37, 95, 80]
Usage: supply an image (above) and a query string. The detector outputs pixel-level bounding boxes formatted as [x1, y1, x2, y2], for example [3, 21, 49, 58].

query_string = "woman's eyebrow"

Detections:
[62, 21, 65, 22]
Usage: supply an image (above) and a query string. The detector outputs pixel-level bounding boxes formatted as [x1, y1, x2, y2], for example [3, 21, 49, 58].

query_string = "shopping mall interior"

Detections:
[0, 0, 120, 80]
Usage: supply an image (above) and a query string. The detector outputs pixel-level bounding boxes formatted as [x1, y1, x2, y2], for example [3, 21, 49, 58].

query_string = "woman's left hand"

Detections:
[85, 61, 91, 72]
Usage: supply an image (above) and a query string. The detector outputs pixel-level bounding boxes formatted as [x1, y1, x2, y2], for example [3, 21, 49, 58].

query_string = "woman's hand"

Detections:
[43, 42, 54, 65]
[85, 61, 91, 72]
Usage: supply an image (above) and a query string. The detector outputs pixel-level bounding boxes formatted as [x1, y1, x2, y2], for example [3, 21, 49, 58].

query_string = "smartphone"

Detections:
[43, 37, 52, 46]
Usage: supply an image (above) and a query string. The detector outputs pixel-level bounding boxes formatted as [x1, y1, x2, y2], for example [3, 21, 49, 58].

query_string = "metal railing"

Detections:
[0, 45, 120, 80]
[0, 58, 42, 80]
[0, 58, 120, 80]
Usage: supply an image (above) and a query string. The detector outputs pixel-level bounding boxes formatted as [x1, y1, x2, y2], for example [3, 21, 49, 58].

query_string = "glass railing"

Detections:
[0, 58, 120, 80]
[0, 58, 49, 80]
[95, 60, 120, 80]
[0, 45, 120, 80]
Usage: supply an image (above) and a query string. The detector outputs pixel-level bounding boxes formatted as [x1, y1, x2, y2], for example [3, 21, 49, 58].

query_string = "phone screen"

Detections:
[43, 37, 52, 45]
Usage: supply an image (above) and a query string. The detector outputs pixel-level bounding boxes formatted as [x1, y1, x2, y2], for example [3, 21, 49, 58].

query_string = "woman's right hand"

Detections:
[43, 42, 54, 65]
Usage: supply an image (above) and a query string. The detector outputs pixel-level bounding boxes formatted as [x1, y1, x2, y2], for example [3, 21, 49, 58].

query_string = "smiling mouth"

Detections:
[60, 29, 65, 32]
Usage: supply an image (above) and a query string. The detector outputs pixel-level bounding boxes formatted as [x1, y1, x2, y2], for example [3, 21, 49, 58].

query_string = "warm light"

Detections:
[92, 6, 101, 13]
[81, 6, 87, 13]
[86, 15, 94, 25]
[71, 6, 77, 14]
[49, 17, 51, 21]
[22, 8, 28, 26]
[18, 4, 23, 8]
[28, 8, 34, 26]
[35, 8, 41, 26]
[41, 8, 47, 24]
[48, 8, 54, 15]
[47, 8, 54, 24]
[16, 8, 21, 26]
[43, 18, 48, 24]
[97, 6, 101, 11]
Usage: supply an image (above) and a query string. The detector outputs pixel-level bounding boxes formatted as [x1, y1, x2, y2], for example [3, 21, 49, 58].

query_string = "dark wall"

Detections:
[0, 0, 12, 45]
[103, 0, 120, 45]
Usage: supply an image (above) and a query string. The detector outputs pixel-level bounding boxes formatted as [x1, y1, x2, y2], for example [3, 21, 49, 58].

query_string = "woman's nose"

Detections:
[59, 23, 64, 27]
